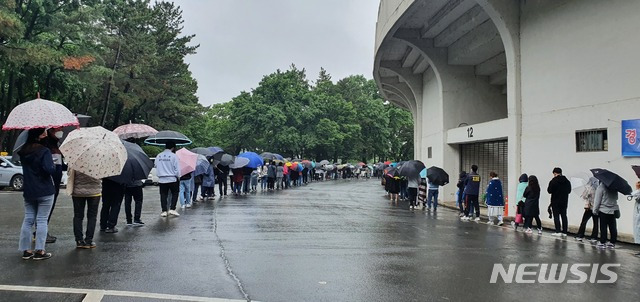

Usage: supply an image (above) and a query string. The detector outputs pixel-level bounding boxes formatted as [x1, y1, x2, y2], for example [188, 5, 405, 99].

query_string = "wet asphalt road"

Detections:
[0, 179, 639, 302]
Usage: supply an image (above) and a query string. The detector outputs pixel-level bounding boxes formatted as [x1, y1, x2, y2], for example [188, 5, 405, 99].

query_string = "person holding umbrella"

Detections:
[593, 180, 620, 249]
[217, 163, 230, 197]
[17, 128, 56, 260]
[41, 127, 65, 243]
[67, 169, 101, 248]
[155, 142, 181, 217]
[276, 162, 284, 190]
[267, 161, 277, 191]
[575, 177, 599, 243]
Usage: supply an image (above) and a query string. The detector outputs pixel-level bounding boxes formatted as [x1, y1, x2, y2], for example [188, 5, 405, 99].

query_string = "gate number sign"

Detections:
[622, 119, 640, 157]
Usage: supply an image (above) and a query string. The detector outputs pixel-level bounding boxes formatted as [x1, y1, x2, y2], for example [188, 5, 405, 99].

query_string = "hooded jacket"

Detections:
[155, 149, 180, 184]
[18, 144, 56, 199]
[547, 175, 572, 207]
[485, 177, 504, 206]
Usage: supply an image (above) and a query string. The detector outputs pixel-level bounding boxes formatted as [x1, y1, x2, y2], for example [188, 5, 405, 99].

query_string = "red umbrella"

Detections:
[384, 161, 392, 165]
[113, 122, 158, 139]
[2, 98, 79, 130]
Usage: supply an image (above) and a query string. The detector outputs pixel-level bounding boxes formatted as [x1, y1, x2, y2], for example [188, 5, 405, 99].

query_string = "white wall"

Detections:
[520, 0, 640, 236]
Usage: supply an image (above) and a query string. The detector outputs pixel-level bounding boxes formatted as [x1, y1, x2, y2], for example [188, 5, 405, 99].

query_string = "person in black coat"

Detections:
[456, 171, 467, 216]
[547, 167, 572, 236]
[523, 175, 542, 234]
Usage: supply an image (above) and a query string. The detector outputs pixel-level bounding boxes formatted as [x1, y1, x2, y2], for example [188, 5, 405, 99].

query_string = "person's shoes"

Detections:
[168, 210, 180, 216]
[76, 240, 86, 249]
[486, 221, 494, 225]
[133, 220, 145, 226]
[561, 233, 567, 237]
[186, 204, 192, 208]
[511, 221, 516, 229]
[160, 211, 168, 217]
[551, 232, 562, 237]
[606, 242, 615, 249]
[596, 242, 606, 249]
[525, 228, 533, 234]
[575, 237, 583, 242]
[474, 217, 481, 222]
[126, 221, 133, 226]
[100, 228, 106, 232]
[22, 251, 34, 260]
[461, 216, 470, 221]
[497, 221, 503, 226]
[180, 205, 186, 209]
[83, 241, 97, 249]
[589, 239, 599, 244]
[46, 234, 57, 243]
[105, 227, 118, 233]
[538, 228, 543, 235]
[33, 251, 52, 260]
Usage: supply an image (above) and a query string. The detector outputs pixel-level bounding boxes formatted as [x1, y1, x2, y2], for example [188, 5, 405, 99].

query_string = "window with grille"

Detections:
[459, 140, 508, 199]
[576, 129, 608, 152]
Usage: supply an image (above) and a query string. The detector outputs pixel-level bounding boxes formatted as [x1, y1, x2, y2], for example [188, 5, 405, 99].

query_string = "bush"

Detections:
[141, 145, 163, 158]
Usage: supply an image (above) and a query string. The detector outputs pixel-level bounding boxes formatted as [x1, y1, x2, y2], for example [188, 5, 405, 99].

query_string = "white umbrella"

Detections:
[60, 126, 127, 179]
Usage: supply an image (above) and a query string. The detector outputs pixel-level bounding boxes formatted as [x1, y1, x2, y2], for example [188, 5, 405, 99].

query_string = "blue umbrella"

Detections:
[194, 155, 211, 176]
[238, 151, 264, 169]
[419, 168, 427, 178]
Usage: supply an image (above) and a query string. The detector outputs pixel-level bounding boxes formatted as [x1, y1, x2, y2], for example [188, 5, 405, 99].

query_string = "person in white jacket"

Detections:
[154, 142, 181, 217]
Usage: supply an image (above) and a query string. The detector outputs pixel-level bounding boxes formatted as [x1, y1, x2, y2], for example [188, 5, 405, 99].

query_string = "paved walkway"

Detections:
[0, 180, 639, 301]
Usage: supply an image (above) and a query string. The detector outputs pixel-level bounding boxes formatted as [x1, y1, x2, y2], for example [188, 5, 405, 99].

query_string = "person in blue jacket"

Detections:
[17, 128, 56, 260]
[462, 165, 481, 221]
[484, 171, 504, 225]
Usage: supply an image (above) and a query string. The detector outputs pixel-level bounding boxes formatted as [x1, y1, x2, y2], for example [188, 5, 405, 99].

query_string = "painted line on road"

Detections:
[0, 285, 252, 302]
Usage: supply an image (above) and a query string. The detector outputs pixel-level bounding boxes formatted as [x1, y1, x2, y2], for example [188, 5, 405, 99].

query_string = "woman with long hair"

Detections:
[523, 175, 543, 235]
[17, 128, 57, 260]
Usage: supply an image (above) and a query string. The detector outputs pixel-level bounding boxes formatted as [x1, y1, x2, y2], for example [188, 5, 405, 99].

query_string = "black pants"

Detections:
[577, 208, 598, 239]
[124, 186, 143, 223]
[218, 175, 228, 196]
[193, 183, 201, 201]
[267, 177, 275, 190]
[72, 196, 100, 242]
[407, 187, 418, 206]
[552, 204, 568, 233]
[524, 215, 542, 229]
[465, 195, 480, 217]
[599, 212, 617, 244]
[100, 179, 125, 229]
[159, 182, 179, 212]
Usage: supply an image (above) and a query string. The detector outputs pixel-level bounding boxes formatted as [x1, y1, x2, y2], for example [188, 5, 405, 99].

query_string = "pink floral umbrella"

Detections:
[176, 148, 198, 177]
[113, 122, 158, 139]
[2, 98, 79, 130]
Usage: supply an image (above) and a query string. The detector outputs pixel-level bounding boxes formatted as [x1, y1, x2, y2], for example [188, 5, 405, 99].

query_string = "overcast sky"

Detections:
[170, 0, 379, 106]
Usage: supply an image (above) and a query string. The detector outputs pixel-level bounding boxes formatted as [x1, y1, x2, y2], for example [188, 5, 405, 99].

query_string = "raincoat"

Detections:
[202, 165, 215, 187]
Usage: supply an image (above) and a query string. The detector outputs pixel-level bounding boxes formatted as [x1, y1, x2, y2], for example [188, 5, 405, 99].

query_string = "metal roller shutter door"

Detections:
[459, 140, 508, 199]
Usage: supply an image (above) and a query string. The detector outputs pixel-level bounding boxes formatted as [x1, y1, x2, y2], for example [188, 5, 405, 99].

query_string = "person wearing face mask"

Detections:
[37, 127, 65, 244]
[17, 128, 57, 260]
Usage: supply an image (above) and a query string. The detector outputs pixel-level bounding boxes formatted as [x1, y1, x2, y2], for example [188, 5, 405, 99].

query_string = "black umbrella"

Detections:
[386, 167, 400, 178]
[191, 147, 214, 157]
[632, 165, 640, 179]
[591, 168, 632, 195]
[318, 160, 330, 166]
[144, 130, 191, 146]
[107, 141, 154, 185]
[398, 160, 425, 179]
[215, 153, 235, 166]
[427, 166, 449, 186]
[260, 152, 278, 161]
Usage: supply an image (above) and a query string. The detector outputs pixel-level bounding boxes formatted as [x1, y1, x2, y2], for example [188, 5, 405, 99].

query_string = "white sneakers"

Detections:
[161, 210, 180, 217]
[186, 204, 192, 208]
[538, 228, 543, 235]
[551, 232, 562, 237]
[497, 221, 504, 226]
[474, 217, 481, 222]
[525, 228, 533, 234]
[461, 216, 470, 221]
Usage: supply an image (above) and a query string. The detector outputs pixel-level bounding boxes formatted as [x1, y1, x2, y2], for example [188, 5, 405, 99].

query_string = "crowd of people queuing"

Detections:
[381, 162, 640, 253]
[15, 134, 374, 260]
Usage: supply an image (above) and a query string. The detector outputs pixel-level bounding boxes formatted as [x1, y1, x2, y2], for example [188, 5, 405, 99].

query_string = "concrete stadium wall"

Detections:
[520, 0, 640, 234]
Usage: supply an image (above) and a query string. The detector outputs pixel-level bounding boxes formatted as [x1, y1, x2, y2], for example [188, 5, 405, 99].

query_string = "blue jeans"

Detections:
[179, 180, 192, 206]
[427, 190, 439, 209]
[233, 182, 242, 194]
[261, 176, 267, 189]
[19, 195, 54, 251]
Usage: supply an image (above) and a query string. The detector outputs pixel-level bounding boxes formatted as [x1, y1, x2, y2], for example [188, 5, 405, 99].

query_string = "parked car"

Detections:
[0, 156, 23, 190]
